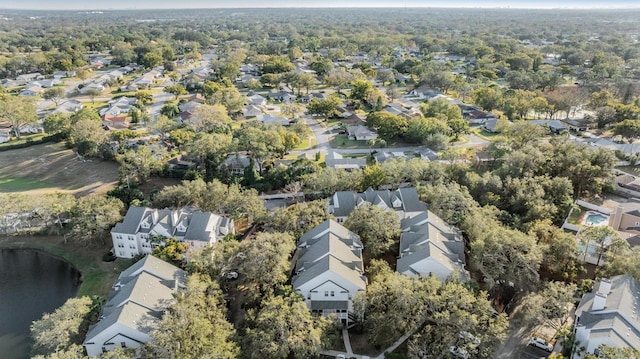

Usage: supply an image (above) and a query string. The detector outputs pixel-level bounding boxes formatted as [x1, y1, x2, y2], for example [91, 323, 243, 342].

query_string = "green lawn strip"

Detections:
[0, 177, 55, 192]
[0, 133, 47, 149]
[0, 236, 131, 298]
[567, 205, 586, 225]
[330, 135, 371, 148]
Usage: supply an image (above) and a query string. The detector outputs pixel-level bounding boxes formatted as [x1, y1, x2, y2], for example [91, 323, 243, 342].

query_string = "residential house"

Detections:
[397, 210, 467, 281]
[240, 64, 260, 75]
[325, 151, 367, 170]
[573, 275, 640, 358]
[110, 207, 234, 258]
[182, 73, 205, 90]
[0, 126, 11, 144]
[31, 79, 61, 88]
[483, 118, 501, 133]
[16, 72, 44, 85]
[267, 91, 296, 103]
[100, 97, 136, 118]
[247, 94, 267, 107]
[243, 104, 263, 118]
[301, 93, 328, 104]
[53, 100, 83, 115]
[102, 114, 130, 130]
[407, 86, 441, 100]
[83, 255, 185, 357]
[341, 113, 366, 127]
[613, 173, 640, 199]
[464, 109, 497, 125]
[374, 151, 408, 164]
[221, 154, 255, 175]
[347, 125, 377, 141]
[178, 100, 202, 114]
[80, 82, 106, 95]
[19, 85, 43, 96]
[563, 119, 590, 132]
[53, 70, 76, 80]
[292, 220, 367, 325]
[258, 113, 290, 126]
[328, 187, 427, 223]
[529, 119, 568, 134]
[419, 149, 439, 161]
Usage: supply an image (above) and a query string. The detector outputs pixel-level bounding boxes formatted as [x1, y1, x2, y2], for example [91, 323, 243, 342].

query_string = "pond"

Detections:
[0, 248, 81, 359]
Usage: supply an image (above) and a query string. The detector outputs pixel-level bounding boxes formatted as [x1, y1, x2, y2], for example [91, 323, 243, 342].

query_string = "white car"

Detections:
[529, 337, 553, 352]
[222, 271, 238, 279]
[449, 346, 469, 359]
[459, 331, 481, 346]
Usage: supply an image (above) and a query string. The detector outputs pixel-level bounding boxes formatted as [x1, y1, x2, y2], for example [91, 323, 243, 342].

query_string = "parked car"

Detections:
[459, 331, 481, 345]
[222, 271, 238, 280]
[529, 337, 553, 352]
[449, 346, 469, 359]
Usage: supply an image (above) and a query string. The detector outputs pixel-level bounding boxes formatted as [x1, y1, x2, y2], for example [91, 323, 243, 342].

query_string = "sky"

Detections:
[2, 0, 640, 10]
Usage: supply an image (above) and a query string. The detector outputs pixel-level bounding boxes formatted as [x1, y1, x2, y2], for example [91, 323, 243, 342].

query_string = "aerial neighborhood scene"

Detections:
[3, 1, 640, 359]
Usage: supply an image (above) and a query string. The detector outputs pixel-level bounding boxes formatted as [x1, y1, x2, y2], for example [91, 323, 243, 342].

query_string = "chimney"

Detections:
[609, 205, 624, 231]
[598, 278, 612, 295]
[592, 292, 607, 311]
[591, 278, 612, 311]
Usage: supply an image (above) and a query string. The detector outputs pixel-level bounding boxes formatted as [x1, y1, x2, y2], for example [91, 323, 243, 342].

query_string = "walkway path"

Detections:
[343, 327, 354, 355]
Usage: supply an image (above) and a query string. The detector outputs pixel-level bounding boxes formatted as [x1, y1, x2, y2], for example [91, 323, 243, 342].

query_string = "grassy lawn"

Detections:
[0, 142, 119, 195]
[0, 235, 133, 298]
[293, 137, 316, 150]
[0, 133, 47, 150]
[0, 177, 56, 192]
[325, 118, 343, 128]
[331, 135, 371, 148]
[567, 205, 586, 225]
[473, 128, 501, 141]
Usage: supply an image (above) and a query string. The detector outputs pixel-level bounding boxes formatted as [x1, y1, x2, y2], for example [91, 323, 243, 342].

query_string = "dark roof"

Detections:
[112, 207, 148, 234]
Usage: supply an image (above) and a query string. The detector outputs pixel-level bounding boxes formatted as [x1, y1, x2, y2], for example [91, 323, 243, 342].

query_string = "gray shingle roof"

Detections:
[112, 206, 148, 234]
[292, 255, 366, 290]
[118, 255, 186, 285]
[183, 212, 217, 242]
[299, 219, 362, 248]
[396, 242, 464, 279]
[84, 301, 160, 345]
[575, 275, 640, 351]
[296, 233, 363, 272]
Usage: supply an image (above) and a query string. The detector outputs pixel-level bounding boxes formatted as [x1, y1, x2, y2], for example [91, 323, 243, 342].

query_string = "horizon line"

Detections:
[3, 6, 640, 11]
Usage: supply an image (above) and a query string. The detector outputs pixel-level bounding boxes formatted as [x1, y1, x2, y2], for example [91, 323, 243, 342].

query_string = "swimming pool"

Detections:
[583, 211, 609, 226]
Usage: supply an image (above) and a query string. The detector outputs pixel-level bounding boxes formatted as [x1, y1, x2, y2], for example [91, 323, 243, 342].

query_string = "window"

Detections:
[117, 243, 124, 248]
[119, 251, 125, 256]
[330, 291, 335, 297]
[129, 245, 136, 249]
[324, 291, 329, 297]
[128, 236, 134, 241]
[121, 342, 126, 348]
[102, 347, 107, 353]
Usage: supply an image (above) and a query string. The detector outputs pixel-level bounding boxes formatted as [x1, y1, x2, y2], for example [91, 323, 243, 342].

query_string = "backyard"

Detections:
[0, 142, 119, 195]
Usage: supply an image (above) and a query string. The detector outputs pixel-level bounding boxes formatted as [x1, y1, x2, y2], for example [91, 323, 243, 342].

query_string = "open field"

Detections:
[0, 142, 119, 195]
[0, 235, 133, 298]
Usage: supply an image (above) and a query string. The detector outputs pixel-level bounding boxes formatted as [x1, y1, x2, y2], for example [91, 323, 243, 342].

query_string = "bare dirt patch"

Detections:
[0, 142, 119, 196]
